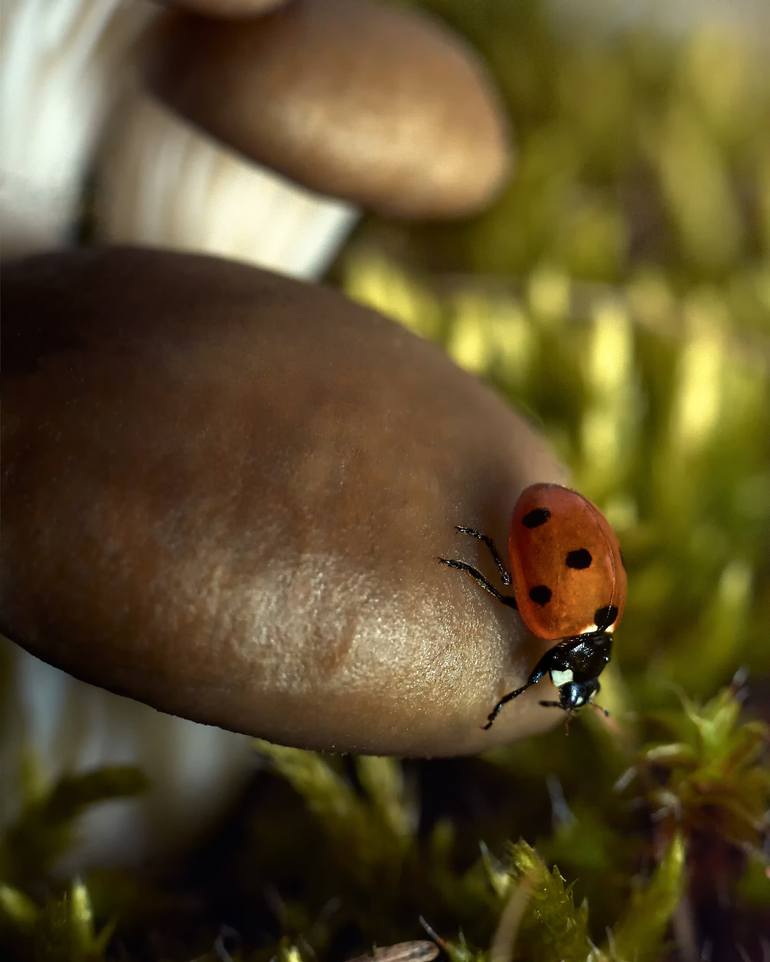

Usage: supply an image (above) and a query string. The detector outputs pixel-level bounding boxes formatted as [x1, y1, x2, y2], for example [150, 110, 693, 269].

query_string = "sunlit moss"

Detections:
[622, 686, 770, 870]
[610, 834, 685, 962]
[1, 880, 114, 962]
[385, 1, 770, 276]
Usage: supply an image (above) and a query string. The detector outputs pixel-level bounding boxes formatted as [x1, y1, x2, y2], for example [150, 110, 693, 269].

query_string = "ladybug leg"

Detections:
[482, 656, 552, 729]
[483, 643, 571, 729]
[454, 527, 512, 586]
[483, 686, 527, 729]
[437, 558, 517, 610]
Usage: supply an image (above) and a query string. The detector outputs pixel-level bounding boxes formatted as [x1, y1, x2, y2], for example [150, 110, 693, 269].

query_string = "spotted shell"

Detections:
[508, 483, 626, 641]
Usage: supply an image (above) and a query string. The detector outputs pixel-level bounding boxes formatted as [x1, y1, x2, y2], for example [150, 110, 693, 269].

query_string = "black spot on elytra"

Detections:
[529, 584, 552, 606]
[565, 548, 592, 569]
[522, 507, 551, 528]
[594, 605, 619, 629]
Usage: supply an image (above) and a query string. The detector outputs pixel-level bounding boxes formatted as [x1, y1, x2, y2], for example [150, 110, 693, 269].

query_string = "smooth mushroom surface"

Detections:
[164, 0, 288, 15]
[147, 0, 511, 219]
[2, 247, 567, 757]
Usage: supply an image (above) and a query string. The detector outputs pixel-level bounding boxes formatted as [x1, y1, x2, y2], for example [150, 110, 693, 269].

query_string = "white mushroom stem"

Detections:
[94, 92, 359, 279]
[0, 0, 154, 255]
[0, 0, 259, 867]
[2, 639, 254, 868]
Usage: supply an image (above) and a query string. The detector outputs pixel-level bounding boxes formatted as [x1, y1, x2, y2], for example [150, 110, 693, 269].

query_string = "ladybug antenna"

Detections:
[590, 701, 610, 718]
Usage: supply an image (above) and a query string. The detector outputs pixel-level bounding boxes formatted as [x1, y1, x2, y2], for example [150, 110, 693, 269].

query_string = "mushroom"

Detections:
[165, 0, 288, 15]
[0, 0, 154, 257]
[2, 248, 567, 861]
[94, 0, 512, 278]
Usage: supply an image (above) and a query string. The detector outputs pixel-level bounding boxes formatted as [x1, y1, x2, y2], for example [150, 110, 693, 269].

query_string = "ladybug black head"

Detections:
[558, 677, 600, 711]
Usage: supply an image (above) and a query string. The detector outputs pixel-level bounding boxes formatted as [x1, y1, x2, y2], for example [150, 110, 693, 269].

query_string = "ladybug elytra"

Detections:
[439, 482, 626, 729]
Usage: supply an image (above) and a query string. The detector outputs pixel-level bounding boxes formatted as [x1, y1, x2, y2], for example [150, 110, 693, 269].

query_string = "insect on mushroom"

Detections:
[439, 483, 626, 729]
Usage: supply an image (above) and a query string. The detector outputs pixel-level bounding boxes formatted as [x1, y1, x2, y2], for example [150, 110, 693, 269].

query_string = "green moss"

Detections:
[2, 689, 765, 958]
[0, 766, 147, 888]
[1, 881, 114, 962]
[628, 688, 770, 852]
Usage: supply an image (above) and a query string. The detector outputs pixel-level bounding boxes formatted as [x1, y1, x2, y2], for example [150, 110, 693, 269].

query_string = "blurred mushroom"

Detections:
[94, 94, 355, 280]
[0, 0, 154, 256]
[94, 0, 512, 278]
[164, 0, 287, 15]
[2, 248, 566, 859]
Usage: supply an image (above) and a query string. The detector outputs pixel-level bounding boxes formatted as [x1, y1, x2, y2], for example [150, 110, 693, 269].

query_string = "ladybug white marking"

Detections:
[550, 668, 574, 688]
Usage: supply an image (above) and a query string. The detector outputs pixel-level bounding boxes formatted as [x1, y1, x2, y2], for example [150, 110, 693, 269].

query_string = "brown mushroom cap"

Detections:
[2, 248, 565, 756]
[164, 0, 287, 16]
[148, 0, 511, 219]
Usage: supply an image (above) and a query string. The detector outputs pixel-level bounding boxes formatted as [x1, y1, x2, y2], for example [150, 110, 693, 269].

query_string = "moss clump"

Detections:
[3, 695, 764, 960]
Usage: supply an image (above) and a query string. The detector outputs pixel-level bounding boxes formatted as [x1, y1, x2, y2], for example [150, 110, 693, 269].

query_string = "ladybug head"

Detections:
[558, 677, 600, 711]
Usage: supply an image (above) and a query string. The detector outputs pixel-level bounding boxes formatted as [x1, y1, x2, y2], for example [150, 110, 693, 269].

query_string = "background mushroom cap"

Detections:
[2, 247, 565, 756]
[164, 0, 288, 16]
[147, 0, 512, 218]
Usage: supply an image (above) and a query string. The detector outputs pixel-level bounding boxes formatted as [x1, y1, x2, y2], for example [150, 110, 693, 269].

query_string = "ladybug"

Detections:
[439, 482, 626, 729]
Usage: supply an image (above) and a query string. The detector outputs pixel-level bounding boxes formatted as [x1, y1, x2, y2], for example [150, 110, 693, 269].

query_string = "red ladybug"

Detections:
[439, 483, 626, 728]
